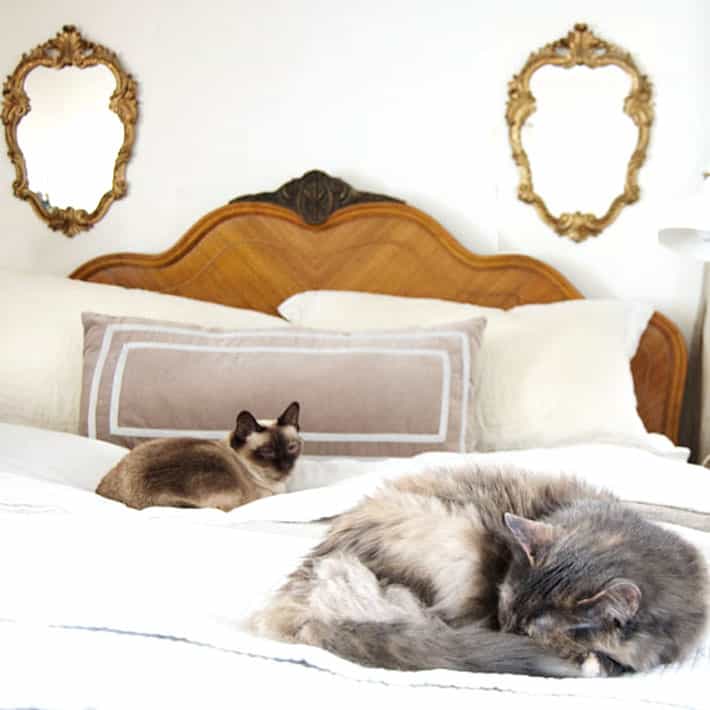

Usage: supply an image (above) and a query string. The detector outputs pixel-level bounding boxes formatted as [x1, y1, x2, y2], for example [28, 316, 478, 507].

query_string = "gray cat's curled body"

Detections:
[253, 464, 708, 677]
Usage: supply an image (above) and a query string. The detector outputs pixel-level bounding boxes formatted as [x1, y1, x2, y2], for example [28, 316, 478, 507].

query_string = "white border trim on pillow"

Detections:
[88, 322, 472, 452]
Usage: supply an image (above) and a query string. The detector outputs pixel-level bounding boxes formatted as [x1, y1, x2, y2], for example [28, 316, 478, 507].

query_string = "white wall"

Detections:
[0, 0, 707, 341]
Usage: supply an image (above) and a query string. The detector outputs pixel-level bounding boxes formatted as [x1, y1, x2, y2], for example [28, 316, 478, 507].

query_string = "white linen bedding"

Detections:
[1, 431, 710, 709]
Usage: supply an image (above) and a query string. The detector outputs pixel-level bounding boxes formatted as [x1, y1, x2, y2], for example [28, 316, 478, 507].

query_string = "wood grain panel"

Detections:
[71, 200, 687, 442]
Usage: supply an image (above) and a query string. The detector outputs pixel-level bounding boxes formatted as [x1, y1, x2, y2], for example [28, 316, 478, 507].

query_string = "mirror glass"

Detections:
[17, 65, 123, 212]
[523, 64, 636, 217]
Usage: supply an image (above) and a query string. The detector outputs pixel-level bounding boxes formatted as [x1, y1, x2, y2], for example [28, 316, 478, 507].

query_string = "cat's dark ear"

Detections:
[504, 513, 558, 566]
[278, 401, 300, 430]
[577, 579, 641, 625]
[233, 410, 262, 443]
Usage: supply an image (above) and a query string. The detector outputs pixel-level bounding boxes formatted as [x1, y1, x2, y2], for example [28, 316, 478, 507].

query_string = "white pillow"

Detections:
[278, 290, 654, 452]
[0, 421, 127, 491]
[0, 269, 288, 434]
[288, 456, 386, 492]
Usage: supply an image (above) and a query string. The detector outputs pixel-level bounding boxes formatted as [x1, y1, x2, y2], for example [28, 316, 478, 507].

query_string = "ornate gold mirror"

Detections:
[506, 24, 653, 242]
[1, 26, 137, 237]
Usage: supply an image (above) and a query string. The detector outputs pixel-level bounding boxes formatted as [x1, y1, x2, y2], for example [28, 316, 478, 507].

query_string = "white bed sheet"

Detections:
[1, 433, 710, 709]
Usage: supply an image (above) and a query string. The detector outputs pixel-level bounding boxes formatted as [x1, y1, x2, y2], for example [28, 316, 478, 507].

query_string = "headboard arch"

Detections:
[71, 171, 686, 442]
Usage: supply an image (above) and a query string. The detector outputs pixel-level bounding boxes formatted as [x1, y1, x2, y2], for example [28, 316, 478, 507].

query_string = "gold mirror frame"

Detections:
[1, 25, 138, 237]
[505, 23, 653, 243]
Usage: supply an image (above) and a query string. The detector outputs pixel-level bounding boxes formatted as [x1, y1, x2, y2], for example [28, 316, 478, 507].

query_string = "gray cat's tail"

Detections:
[253, 553, 592, 678]
[302, 617, 588, 678]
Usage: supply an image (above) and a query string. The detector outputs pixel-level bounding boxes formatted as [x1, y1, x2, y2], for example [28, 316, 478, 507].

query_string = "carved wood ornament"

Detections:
[230, 169, 403, 225]
[506, 23, 653, 242]
[1, 25, 138, 236]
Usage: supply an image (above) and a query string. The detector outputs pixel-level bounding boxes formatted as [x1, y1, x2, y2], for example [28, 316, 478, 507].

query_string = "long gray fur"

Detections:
[253, 462, 707, 677]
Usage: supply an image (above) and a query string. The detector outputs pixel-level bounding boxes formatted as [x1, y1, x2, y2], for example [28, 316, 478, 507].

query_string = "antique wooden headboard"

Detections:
[71, 170, 687, 442]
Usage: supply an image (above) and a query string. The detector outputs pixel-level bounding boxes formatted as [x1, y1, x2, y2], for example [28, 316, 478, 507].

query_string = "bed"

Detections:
[1, 170, 708, 710]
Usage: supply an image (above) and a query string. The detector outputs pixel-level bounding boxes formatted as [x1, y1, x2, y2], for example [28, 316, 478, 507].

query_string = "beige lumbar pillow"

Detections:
[80, 312, 486, 457]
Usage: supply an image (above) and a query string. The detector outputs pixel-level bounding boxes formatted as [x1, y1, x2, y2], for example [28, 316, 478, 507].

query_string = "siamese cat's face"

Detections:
[230, 401, 303, 481]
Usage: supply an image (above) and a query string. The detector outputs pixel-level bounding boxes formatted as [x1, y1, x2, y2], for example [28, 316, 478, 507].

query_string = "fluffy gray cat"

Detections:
[253, 463, 708, 677]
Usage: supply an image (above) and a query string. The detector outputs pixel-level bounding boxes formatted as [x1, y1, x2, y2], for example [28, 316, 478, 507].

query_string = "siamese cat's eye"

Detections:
[259, 447, 275, 458]
[287, 442, 301, 454]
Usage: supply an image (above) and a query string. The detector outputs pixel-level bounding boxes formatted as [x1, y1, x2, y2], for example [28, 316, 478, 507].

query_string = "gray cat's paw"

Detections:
[579, 653, 604, 678]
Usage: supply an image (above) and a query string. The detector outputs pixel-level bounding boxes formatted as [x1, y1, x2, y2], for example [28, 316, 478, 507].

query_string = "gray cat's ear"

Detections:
[278, 401, 300, 430]
[576, 579, 641, 625]
[504, 513, 558, 566]
[234, 410, 261, 442]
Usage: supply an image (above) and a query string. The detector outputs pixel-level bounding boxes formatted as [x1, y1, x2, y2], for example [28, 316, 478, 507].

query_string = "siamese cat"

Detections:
[96, 401, 302, 511]
[253, 463, 708, 678]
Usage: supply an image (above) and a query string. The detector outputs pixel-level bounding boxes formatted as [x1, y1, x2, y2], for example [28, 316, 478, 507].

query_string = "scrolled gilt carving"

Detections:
[1, 25, 138, 237]
[505, 23, 653, 243]
[230, 169, 403, 225]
